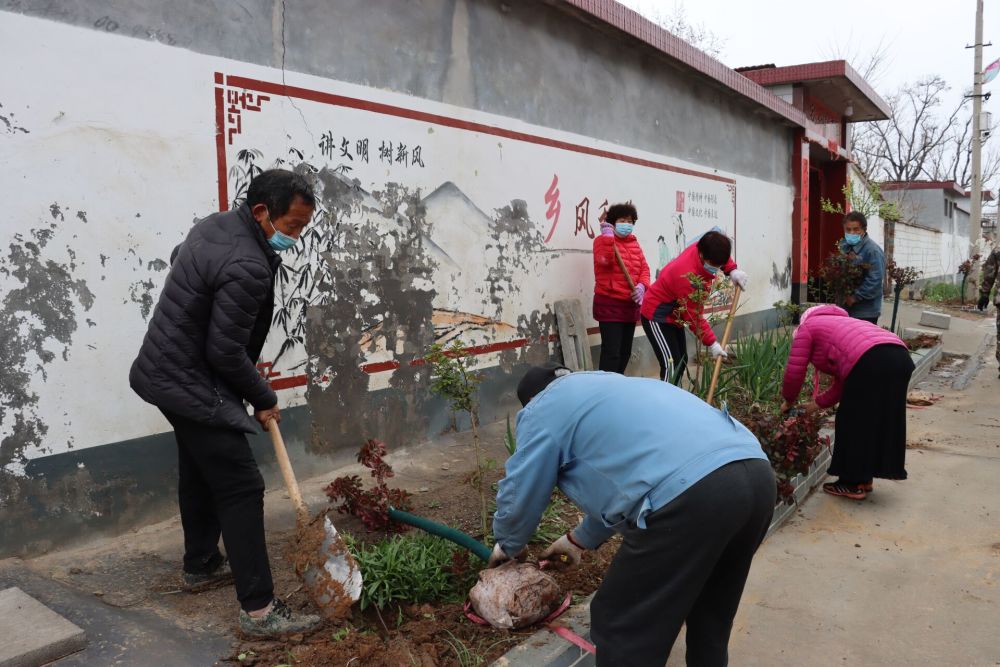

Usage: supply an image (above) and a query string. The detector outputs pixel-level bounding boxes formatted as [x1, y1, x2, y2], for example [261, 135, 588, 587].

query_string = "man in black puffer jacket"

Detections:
[130, 169, 320, 637]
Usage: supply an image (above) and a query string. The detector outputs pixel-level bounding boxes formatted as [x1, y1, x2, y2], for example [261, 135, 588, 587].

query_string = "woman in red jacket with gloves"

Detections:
[640, 231, 748, 382]
[592, 203, 650, 374]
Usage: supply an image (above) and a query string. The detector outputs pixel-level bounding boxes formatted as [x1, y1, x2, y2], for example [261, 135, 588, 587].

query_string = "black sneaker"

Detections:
[239, 598, 322, 638]
[182, 556, 234, 592]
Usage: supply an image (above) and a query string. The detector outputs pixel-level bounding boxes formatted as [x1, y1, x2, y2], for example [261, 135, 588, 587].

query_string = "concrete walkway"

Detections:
[672, 309, 999, 666]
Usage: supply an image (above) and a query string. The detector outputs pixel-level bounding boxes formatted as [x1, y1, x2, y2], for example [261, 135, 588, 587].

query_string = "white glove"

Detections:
[487, 542, 526, 568]
[539, 532, 585, 570]
[729, 269, 749, 290]
[709, 342, 728, 359]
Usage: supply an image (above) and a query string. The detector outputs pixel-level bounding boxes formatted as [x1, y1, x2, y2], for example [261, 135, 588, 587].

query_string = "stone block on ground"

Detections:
[902, 327, 942, 340]
[918, 310, 951, 330]
[0, 587, 86, 667]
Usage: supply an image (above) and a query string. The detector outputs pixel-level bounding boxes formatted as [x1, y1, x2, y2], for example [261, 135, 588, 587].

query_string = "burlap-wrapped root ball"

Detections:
[469, 561, 564, 629]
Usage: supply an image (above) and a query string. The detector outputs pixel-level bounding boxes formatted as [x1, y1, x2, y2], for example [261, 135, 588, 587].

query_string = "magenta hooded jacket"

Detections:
[781, 305, 907, 408]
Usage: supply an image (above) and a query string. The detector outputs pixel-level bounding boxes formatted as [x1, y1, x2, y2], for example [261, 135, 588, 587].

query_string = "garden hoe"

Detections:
[267, 419, 362, 620]
[706, 285, 741, 406]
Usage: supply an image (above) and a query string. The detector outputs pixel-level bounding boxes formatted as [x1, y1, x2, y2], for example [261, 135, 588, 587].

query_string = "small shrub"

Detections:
[810, 244, 867, 306]
[923, 282, 962, 303]
[345, 533, 480, 610]
[744, 409, 830, 502]
[325, 439, 412, 532]
[428, 340, 490, 539]
[729, 328, 794, 406]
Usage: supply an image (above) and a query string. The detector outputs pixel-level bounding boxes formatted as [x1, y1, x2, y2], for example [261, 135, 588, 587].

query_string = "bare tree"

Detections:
[927, 114, 1000, 192]
[824, 33, 894, 88]
[645, 1, 726, 59]
[853, 75, 1000, 194]
[853, 76, 964, 182]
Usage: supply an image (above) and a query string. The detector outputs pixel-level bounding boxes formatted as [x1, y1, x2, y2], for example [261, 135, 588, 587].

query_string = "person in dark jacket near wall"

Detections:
[129, 169, 320, 637]
[840, 211, 885, 323]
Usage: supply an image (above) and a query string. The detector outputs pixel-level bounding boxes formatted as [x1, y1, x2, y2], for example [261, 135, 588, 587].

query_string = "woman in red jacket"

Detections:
[592, 203, 650, 374]
[640, 231, 748, 382]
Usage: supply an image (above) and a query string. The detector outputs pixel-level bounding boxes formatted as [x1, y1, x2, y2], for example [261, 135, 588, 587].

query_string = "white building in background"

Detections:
[880, 181, 994, 283]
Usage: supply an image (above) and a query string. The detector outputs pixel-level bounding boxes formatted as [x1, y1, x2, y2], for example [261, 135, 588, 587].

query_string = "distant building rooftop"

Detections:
[737, 60, 890, 122]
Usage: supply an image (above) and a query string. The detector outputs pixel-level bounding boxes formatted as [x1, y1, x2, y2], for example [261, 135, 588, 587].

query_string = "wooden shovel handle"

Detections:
[267, 419, 309, 524]
[612, 244, 636, 290]
[706, 285, 742, 406]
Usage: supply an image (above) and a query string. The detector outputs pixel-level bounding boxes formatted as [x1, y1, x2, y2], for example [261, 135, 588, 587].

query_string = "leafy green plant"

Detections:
[773, 300, 805, 327]
[427, 340, 489, 539]
[729, 328, 794, 406]
[820, 180, 901, 223]
[344, 533, 480, 610]
[678, 272, 738, 396]
[923, 282, 962, 303]
[504, 414, 516, 457]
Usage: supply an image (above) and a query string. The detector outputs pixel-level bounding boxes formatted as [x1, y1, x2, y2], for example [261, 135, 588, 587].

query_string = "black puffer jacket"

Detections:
[130, 204, 280, 433]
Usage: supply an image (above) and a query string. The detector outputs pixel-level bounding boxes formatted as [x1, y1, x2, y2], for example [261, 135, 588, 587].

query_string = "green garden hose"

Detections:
[387, 507, 492, 562]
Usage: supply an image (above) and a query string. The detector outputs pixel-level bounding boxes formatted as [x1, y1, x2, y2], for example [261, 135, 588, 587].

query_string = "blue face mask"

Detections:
[844, 233, 862, 246]
[266, 215, 298, 252]
[703, 263, 720, 275]
[614, 222, 634, 237]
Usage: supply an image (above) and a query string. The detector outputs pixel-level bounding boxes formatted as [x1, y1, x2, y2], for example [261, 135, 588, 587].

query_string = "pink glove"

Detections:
[600, 222, 614, 237]
[631, 284, 645, 304]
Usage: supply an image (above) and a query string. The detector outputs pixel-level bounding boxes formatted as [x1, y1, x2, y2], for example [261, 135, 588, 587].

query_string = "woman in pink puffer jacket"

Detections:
[781, 305, 914, 500]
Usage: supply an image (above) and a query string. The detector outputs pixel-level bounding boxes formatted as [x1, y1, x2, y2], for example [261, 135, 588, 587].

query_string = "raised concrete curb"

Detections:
[0, 587, 86, 667]
[952, 332, 996, 390]
[908, 343, 944, 392]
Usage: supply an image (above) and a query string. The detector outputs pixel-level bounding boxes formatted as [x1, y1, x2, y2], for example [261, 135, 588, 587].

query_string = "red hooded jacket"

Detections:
[639, 242, 737, 345]
[592, 234, 650, 322]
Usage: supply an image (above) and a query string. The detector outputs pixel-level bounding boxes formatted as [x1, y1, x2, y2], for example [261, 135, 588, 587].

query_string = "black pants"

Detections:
[598, 321, 636, 374]
[855, 315, 879, 324]
[161, 410, 274, 612]
[829, 344, 914, 483]
[591, 459, 776, 667]
[641, 316, 687, 383]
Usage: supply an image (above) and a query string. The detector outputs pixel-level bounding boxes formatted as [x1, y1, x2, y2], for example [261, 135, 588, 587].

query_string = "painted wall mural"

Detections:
[1, 10, 797, 480]
[212, 73, 739, 417]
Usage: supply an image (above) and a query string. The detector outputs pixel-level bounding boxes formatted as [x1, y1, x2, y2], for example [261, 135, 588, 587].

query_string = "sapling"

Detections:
[427, 340, 489, 540]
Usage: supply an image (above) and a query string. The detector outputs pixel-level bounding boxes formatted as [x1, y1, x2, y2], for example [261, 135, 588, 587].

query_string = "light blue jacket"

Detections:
[492, 372, 767, 554]
[840, 235, 884, 318]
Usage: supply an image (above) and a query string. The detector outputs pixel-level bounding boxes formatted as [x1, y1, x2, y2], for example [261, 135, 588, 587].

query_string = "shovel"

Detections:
[267, 419, 362, 619]
[705, 285, 741, 406]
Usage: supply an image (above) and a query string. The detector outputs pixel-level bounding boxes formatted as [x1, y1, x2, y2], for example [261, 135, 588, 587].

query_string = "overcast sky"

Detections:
[616, 0, 994, 113]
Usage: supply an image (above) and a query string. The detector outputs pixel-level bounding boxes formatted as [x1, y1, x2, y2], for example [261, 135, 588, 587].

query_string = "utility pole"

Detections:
[967, 0, 985, 300]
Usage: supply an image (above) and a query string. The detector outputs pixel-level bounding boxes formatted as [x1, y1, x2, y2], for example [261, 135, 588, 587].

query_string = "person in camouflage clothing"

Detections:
[978, 246, 1000, 376]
